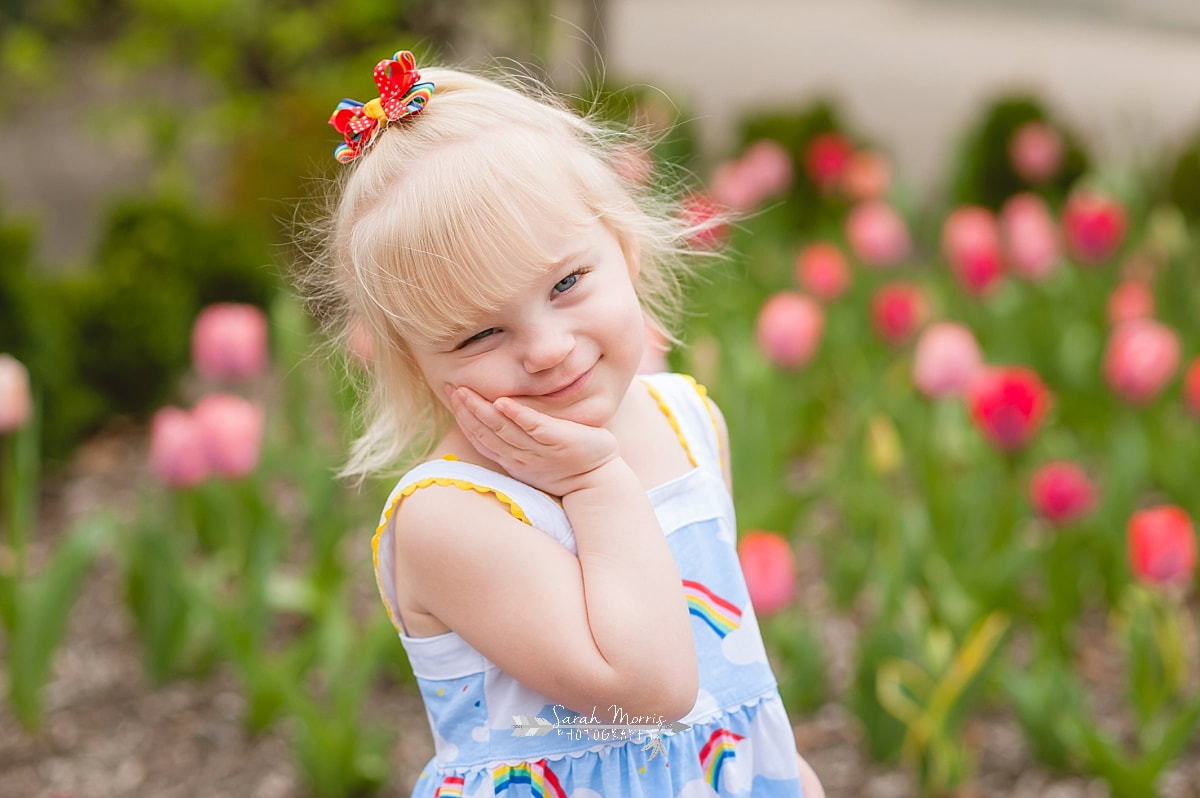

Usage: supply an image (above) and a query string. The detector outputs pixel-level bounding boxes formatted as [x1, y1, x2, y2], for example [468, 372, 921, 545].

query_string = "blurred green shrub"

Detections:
[947, 94, 1090, 209]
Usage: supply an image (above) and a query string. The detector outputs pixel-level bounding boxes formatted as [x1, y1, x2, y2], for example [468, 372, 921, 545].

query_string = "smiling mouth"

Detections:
[540, 366, 594, 399]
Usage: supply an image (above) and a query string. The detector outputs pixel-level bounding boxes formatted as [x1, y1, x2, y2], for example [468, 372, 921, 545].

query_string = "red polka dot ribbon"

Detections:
[328, 50, 435, 163]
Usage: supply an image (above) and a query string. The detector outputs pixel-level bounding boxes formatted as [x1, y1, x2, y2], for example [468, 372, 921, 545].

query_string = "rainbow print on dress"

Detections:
[683, 579, 743, 638]
[699, 728, 745, 791]
[432, 775, 464, 797]
[493, 758, 567, 797]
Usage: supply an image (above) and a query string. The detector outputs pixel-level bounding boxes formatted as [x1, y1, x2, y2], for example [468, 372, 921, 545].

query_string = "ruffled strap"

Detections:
[372, 458, 572, 636]
[638, 373, 724, 477]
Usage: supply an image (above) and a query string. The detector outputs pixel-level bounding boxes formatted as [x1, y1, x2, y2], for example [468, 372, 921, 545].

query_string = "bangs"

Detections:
[349, 127, 605, 346]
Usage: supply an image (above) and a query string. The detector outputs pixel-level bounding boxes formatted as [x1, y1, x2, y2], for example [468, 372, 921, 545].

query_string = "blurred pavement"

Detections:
[605, 0, 1200, 195]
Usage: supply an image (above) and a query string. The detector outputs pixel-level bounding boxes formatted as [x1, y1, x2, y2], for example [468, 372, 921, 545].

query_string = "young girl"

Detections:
[313, 50, 825, 798]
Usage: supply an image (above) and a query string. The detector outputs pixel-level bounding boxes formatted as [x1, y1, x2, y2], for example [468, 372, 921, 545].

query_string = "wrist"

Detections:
[558, 455, 630, 498]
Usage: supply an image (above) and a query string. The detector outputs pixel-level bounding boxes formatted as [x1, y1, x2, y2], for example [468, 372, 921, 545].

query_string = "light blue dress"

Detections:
[372, 373, 805, 797]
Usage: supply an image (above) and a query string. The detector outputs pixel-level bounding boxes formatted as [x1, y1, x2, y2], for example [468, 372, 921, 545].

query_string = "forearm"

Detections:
[563, 458, 697, 714]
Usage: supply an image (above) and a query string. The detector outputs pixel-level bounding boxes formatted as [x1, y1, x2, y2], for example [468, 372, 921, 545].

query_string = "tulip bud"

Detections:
[192, 394, 265, 480]
[1106, 281, 1155, 326]
[0, 354, 32, 433]
[1103, 319, 1180, 405]
[942, 206, 1004, 296]
[1128, 506, 1197, 587]
[681, 192, 729, 250]
[841, 149, 891, 202]
[845, 201, 911, 267]
[1029, 461, 1096, 526]
[866, 414, 903, 476]
[755, 292, 824, 370]
[871, 282, 928, 346]
[1063, 190, 1127, 265]
[738, 530, 797, 616]
[612, 144, 654, 187]
[1008, 121, 1063, 184]
[795, 242, 850, 302]
[967, 366, 1051, 452]
[191, 303, 270, 382]
[1000, 193, 1060, 281]
[912, 322, 984, 399]
[148, 407, 210, 488]
[803, 131, 853, 190]
[1185, 357, 1200, 417]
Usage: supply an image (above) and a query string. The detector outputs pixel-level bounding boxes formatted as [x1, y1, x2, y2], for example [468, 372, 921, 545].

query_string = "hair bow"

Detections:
[328, 50, 435, 163]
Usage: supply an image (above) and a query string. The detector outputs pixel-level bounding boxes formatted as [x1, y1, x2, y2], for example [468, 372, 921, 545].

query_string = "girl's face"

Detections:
[409, 211, 646, 432]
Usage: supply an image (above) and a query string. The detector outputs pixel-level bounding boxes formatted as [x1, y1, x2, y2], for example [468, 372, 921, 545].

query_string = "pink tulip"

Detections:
[967, 366, 1051, 452]
[191, 303, 270, 382]
[1103, 319, 1180, 405]
[804, 131, 853, 190]
[1063, 190, 1127, 265]
[612, 144, 654, 186]
[681, 192, 729, 250]
[1000, 193, 1060, 281]
[0, 354, 32, 433]
[755, 292, 824, 369]
[845, 201, 911, 267]
[1106, 281, 1155, 326]
[871, 282, 928, 346]
[1009, 121, 1063, 184]
[711, 140, 793, 211]
[192, 394, 265, 480]
[841, 150, 891, 202]
[1185, 358, 1200, 417]
[795, 242, 850, 301]
[148, 407, 210, 488]
[1029, 461, 1096, 526]
[737, 530, 797, 616]
[1128, 506, 1197, 587]
[912, 322, 984, 399]
[942, 206, 1004, 296]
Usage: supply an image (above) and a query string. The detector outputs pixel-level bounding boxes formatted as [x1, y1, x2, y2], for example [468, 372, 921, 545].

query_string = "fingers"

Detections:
[448, 387, 537, 455]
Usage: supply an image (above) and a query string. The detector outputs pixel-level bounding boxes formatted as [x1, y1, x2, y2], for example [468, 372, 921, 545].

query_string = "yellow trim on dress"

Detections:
[680, 374, 725, 471]
[371, 471, 532, 634]
[640, 377, 697, 467]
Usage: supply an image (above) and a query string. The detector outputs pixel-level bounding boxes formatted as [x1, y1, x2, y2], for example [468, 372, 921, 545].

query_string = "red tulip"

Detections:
[845, 201, 911, 267]
[0, 354, 32, 433]
[1106, 281, 1155, 326]
[738, 530, 797, 616]
[1185, 357, 1200, 417]
[1103, 319, 1180, 405]
[755, 292, 824, 369]
[871, 282, 928, 346]
[967, 366, 1051, 452]
[841, 150, 891, 202]
[912, 322, 983, 399]
[942, 206, 1004, 295]
[148, 407, 210, 488]
[192, 394, 265, 480]
[1009, 121, 1063, 184]
[191, 303, 270, 382]
[1063, 190, 1127, 265]
[1029, 461, 1096, 526]
[1128, 506, 1197, 586]
[803, 131, 853, 190]
[681, 192, 729, 250]
[795, 242, 850, 301]
[1000, 193, 1060, 281]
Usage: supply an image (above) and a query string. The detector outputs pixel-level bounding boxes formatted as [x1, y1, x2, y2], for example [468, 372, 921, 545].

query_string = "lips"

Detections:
[540, 365, 594, 399]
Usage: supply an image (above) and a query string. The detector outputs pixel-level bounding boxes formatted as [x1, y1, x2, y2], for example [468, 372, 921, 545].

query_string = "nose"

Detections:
[520, 321, 574, 374]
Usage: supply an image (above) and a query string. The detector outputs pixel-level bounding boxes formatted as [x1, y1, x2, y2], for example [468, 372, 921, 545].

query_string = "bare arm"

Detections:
[401, 386, 698, 720]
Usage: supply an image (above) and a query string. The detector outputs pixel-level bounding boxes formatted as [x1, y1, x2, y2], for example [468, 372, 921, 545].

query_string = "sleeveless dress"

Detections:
[372, 373, 805, 797]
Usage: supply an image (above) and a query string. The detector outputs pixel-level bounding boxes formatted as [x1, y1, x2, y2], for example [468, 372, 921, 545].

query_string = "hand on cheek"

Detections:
[444, 385, 618, 496]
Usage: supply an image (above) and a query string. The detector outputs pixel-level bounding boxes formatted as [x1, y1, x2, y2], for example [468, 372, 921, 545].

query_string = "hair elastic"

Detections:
[328, 50, 434, 163]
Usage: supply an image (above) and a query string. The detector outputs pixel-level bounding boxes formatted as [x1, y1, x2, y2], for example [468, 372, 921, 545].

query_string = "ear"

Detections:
[622, 235, 642, 280]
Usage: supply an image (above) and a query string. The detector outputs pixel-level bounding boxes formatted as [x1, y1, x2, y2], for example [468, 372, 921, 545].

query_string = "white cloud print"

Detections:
[680, 688, 720, 726]
[432, 727, 458, 762]
[748, 698, 802, 780]
[676, 779, 720, 798]
[720, 624, 769, 666]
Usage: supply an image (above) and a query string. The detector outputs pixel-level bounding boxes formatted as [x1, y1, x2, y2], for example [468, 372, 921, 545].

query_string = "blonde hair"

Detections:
[303, 63, 714, 481]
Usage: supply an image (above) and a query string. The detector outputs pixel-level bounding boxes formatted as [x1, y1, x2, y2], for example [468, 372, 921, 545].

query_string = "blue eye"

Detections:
[553, 274, 578, 294]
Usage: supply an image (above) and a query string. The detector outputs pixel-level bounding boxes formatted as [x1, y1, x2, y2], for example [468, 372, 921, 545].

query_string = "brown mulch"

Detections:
[2, 427, 1199, 798]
